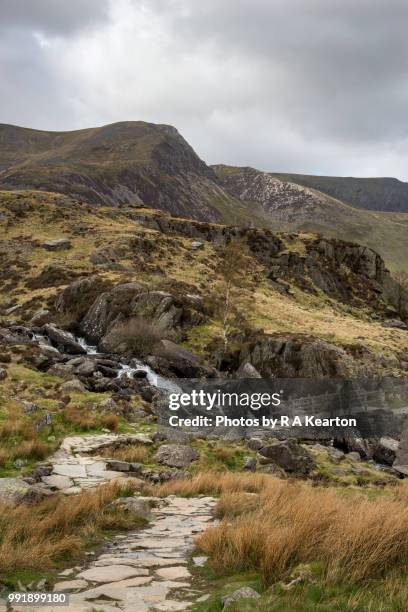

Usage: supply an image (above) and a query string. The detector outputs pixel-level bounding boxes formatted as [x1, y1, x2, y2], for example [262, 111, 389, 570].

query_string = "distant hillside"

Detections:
[214, 165, 408, 272]
[271, 173, 408, 213]
[1, 121, 407, 270]
[0, 121, 250, 223]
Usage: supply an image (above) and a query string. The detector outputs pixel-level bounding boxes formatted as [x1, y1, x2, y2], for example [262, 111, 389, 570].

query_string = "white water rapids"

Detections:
[34, 331, 181, 393]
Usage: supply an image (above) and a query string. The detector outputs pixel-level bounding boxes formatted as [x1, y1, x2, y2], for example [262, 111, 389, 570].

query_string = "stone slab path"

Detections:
[42, 433, 154, 494]
[2, 434, 216, 612]
[7, 495, 215, 612]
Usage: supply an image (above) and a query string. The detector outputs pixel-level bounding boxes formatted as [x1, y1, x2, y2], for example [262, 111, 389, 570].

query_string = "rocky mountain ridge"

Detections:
[272, 173, 408, 213]
[0, 121, 245, 223]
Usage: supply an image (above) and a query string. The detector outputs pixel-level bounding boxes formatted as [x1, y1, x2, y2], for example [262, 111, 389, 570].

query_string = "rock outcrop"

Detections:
[258, 439, 315, 475]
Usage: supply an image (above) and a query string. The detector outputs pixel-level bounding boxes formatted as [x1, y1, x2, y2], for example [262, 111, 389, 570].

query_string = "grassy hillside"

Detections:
[2, 121, 407, 272]
[1, 189, 407, 369]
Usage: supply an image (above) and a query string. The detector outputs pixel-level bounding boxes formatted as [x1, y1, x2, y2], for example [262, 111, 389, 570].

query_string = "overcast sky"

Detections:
[1, 0, 408, 179]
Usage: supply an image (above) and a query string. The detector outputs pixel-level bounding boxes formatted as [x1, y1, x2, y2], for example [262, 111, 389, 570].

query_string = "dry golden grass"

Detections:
[195, 475, 408, 585]
[215, 491, 260, 519]
[62, 405, 98, 430]
[0, 419, 35, 440]
[101, 414, 120, 432]
[102, 444, 149, 464]
[214, 446, 236, 462]
[154, 471, 271, 497]
[9, 439, 51, 461]
[0, 480, 141, 573]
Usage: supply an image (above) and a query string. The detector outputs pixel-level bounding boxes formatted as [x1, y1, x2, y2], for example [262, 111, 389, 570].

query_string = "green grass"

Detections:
[190, 441, 255, 473]
[191, 563, 408, 612]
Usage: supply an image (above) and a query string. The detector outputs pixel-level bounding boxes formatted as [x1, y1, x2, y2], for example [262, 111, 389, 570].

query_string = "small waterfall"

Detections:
[34, 329, 180, 392]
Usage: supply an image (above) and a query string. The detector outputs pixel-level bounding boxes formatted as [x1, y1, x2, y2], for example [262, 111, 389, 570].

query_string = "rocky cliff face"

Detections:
[139, 213, 408, 323]
[271, 174, 408, 213]
[213, 165, 328, 219]
[213, 165, 408, 271]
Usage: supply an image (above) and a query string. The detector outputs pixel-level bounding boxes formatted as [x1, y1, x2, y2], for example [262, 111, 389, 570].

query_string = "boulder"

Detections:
[191, 240, 204, 250]
[30, 309, 51, 326]
[0, 478, 52, 505]
[383, 319, 408, 330]
[236, 361, 262, 378]
[373, 437, 399, 466]
[247, 437, 264, 451]
[43, 324, 86, 354]
[74, 359, 97, 376]
[99, 397, 119, 411]
[243, 457, 257, 471]
[60, 378, 86, 393]
[110, 496, 154, 520]
[222, 587, 260, 609]
[106, 460, 130, 472]
[42, 238, 71, 251]
[326, 446, 345, 463]
[393, 436, 408, 475]
[5, 304, 22, 315]
[153, 444, 199, 468]
[0, 367, 7, 381]
[258, 439, 315, 475]
[346, 451, 361, 462]
[153, 339, 217, 378]
[47, 363, 75, 379]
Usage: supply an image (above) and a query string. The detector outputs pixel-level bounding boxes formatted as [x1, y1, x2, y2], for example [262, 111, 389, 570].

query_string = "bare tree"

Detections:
[212, 238, 257, 352]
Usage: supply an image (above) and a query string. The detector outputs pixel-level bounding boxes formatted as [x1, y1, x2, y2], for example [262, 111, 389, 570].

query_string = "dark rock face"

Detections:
[80, 283, 206, 347]
[239, 335, 360, 378]
[148, 340, 218, 378]
[140, 213, 408, 322]
[55, 276, 113, 321]
[393, 436, 408, 475]
[80, 282, 144, 342]
[258, 439, 315, 475]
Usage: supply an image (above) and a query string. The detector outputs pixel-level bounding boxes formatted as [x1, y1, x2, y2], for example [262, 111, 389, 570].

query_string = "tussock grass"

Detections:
[101, 414, 120, 432]
[62, 405, 98, 430]
[102, 444, 149, 464]
[9, 439, 51, 461]
[154, 471, 271, 497]
[195, 474, 408, 585]
[0, 419, 35, 440]
[0, 480, 141, 574]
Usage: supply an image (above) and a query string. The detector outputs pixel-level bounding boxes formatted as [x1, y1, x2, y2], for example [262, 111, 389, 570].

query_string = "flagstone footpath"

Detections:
[1, 435, 217, 612]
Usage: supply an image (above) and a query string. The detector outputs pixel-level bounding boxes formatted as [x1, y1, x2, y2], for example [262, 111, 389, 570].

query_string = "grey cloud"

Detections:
[148, 0, 408, 143]
[0, 0, 110, 35]
[0, 0, 408, 177]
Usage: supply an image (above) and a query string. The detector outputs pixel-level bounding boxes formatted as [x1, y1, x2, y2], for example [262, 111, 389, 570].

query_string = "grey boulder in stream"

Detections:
[43, 324, 86, 354]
